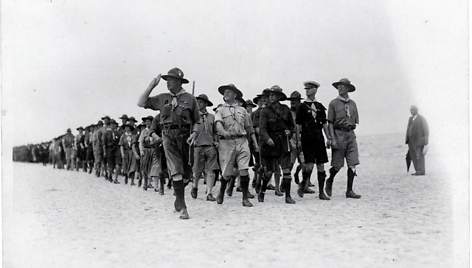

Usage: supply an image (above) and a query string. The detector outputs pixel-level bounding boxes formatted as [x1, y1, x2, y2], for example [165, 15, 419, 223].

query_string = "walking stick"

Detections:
[188, 81, 196, 166]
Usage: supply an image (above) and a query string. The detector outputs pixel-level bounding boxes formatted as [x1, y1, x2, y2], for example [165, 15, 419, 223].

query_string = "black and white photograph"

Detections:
[2, 0, 469, 267]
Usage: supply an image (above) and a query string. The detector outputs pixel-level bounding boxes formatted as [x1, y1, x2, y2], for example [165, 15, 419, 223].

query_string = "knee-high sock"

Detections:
[347, 168, 356, 192]
[283, 178, 292, 198]
[261, 173, 270, 193]
[240, 175, 250, 200]
[317, 171, 326, 193]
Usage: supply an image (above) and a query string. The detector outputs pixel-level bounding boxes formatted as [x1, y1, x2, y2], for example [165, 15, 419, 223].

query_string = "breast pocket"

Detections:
[178, 101, 191, 122]
[161, 104, 172, 121]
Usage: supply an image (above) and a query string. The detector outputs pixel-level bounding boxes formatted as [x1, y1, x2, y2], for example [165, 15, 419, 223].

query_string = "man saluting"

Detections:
[138, 68, 200, 220]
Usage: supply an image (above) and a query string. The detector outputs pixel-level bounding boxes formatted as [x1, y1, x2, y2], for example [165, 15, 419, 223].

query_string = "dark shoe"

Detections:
[138, 179, 142, 188]
[159, 188, 164, 195]
[267, 184, 275, 191]
[154, 188, 159, 192]
[307, 182, 314, 187]
[114, 180, 120, 184]
[216, 192, 224, 204]
[257, 192, 265, 202]
[236, 187, 242, 192]
[304, 187, 315, 194]
[285, 196, 296, 204]
[124, 177, 128, 184]
[226, 187, 233, 197]
[247, 191, 255, 199]
[131, 182, 136, 186]
[143, 185, 147, 191]
[275, 190, 283, 196]
[252, 180, 256, 189]
[280, 184, 285, 193]
[179, 208, 190, 219]
[298, 186, 304, 198]
[346, 191, 361, 199]
[242, 199, 253, 207]
[319, 192, 331, 200]
[207, 193, 216, 202]
[191, 187, 198, 199]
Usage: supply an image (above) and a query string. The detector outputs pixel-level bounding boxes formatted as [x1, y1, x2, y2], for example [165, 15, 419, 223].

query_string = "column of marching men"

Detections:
[13, 67, 362, 220]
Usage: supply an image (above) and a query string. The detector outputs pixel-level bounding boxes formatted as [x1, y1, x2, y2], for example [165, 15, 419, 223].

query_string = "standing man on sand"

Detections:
[258, 85, 296, 204]
[296, 81, 331, 200]
[138, 67, 200, 220]
[62, 128, 75, 170]
[187, 94, 220, 202]
[214, 84, 259, 207]
[326, 78, 361, 199]
[405, 105, 429, 175]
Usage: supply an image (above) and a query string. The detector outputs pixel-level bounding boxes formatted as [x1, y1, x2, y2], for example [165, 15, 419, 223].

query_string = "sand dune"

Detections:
[3, 133, 463, 267]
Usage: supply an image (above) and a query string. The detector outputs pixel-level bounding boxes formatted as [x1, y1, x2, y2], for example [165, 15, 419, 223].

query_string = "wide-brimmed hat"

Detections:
[304, 81, 320, 89]
[196, 94, 213, 107]
[76, 126, 84, 131]
[161, 68, 189, 84]
[142, 115, 154, 122]
[286, 91, 303, 100]
[101, 115, 111, 120]
[332, 78, 356, 92]
[236, 96, 247, 108]
[128, 117, 137, 123]
[246, 99, 256, 107]
[218, 84, 243, 99]
[263, 85, 287, 101]
[253, 93, 267, 104]
[119, 114, 129, 120]
[123, 122, 135, 131]
[97, 120, 104, 126]
[109, 119, 117, 125]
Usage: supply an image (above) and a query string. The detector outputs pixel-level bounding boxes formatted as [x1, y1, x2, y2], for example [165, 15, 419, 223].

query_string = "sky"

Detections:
[2, 0, 468, 149]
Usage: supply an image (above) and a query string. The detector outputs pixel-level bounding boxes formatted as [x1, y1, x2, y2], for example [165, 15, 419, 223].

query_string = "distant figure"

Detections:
[406, 105, 429, 175]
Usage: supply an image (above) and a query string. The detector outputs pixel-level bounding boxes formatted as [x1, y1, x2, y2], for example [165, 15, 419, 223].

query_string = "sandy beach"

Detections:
[3, 133, 465, 267]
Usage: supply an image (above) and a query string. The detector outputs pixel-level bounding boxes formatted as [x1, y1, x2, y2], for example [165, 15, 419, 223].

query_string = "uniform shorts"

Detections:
[331, 129, 359, 169]
[93, 148, 102, 164]
[218, 137, 250, 178]
[301, 130, 329, 164]
[65, 147, 72, 161]
[262, 152, 291, 173]
[106, 148, 122, 168]
[162, 128, 192, 180]
[193, 145, 219, 174]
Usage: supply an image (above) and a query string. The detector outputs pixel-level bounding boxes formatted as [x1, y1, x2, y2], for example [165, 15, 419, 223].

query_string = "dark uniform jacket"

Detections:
[296, 101, 327, 134]
[259, 103, 294, 157]
[406, 114, 429, 147]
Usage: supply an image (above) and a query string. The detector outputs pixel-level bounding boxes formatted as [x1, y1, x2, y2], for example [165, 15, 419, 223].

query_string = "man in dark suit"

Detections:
[406, 106, 429, 175]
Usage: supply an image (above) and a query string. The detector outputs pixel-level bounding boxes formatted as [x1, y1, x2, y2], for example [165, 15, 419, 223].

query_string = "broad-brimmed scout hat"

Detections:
[123, 122, 135, 131]
[196, 94, 213, 107]
[97, 120, 104, 126]
[332, 78, 356, 92]
[263, 85, 287, 101]
[161, 68, 189, 84]
[109, 119, 117, 125]
[218, 84, 243, 99]
[101, 115, 111, 120]
[245, 99, 256, 107]
[286, 91, 303, 100]
[142, 116, 154, 122]
[119, 114, 129, 120]
[253, 93, 267, 104]
[304, 81, 320, 89]
[128, 117, 137, 123]
[236, 96, 247, 108]
[76, 127, 84, 131]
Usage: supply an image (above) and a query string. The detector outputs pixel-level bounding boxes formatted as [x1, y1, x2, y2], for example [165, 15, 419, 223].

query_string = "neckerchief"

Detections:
[336, 95, 351, 118]
[200, 110, 209, 132]
[305, 98, 318, 121]
[169, 88, 186, 111]
[124, 132, 132, 147]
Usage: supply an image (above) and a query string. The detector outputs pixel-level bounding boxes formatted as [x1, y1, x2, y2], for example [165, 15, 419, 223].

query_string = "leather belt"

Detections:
[162, 124, 190, 129]
[219, 135, 245, 140]
[334, 125, 356, 132]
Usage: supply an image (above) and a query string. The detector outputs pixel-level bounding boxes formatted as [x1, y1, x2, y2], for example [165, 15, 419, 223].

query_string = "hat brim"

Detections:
[124, 125, 135, 131]
[161, 75, 189, 84]
[196, 97, 213, 107]
[218, 86, 243, 99]
[332, 82, 356, 92]
[262, 89, 287, 101]
[286, 97, 304, 100]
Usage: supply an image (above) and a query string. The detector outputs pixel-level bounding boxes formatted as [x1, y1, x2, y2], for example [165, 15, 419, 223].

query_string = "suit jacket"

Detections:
[406, 114, 429, 147]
